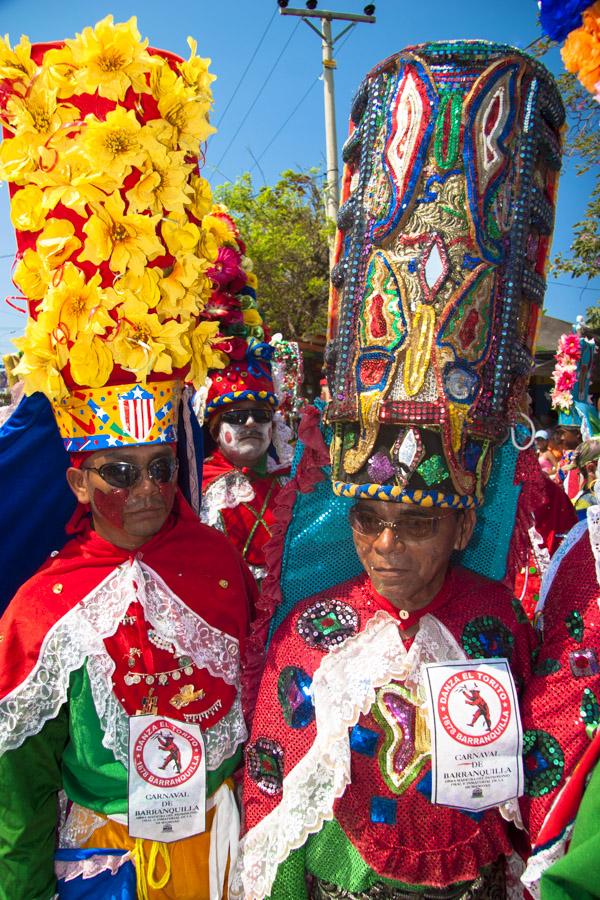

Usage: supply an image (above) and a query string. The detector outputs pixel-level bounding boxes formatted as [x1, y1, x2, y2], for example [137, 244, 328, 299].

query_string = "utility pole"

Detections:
[278, 4, 376, 229]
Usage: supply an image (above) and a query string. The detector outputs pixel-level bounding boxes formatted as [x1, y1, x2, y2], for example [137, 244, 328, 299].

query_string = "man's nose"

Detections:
[372, 524, 405, 552]
[134, 470, 160, 493]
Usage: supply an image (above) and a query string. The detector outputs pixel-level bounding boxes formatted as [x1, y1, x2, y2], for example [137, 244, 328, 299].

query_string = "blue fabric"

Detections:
[0, 393, 75, 614]
[540, 0, 592, 42]
[56, 849, 136, 899]
[176, 392, 204, 513]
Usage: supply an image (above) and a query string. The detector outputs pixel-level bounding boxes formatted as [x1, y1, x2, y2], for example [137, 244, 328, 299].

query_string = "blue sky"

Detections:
[0, 0, 598, 354]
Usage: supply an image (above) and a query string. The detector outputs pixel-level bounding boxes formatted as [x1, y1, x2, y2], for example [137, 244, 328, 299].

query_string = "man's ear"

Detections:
[454, 508, 476, 552]
[66, 467, 92, 504]
[208, 414, 221, 442]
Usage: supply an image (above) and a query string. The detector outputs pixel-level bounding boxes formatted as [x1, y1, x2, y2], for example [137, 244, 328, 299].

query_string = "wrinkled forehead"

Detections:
[86, 443, 176, 468]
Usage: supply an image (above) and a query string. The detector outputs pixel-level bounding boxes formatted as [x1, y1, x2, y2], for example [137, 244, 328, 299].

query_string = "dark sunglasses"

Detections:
[220, 408, 273, 426]
[83, 456, 179, 489]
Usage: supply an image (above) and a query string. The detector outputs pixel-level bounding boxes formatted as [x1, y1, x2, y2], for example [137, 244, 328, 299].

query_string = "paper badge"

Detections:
[128, 715, 206, 842]
[423, 659, 524, 811]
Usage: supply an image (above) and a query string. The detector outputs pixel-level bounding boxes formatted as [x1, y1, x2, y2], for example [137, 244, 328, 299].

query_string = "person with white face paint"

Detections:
[197, 210, 293, 587]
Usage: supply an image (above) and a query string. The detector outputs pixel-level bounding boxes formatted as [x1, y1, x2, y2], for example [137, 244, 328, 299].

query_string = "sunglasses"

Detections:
[349, 506, 457, 542]
[83, 456, 179, 490]
[220, 408, 273, 426]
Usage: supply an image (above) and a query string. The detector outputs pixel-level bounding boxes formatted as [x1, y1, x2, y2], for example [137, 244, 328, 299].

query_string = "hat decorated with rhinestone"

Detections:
[202, 206, 277, 419]
[326, 41, 564, 508]
[0, 16, 224, 451]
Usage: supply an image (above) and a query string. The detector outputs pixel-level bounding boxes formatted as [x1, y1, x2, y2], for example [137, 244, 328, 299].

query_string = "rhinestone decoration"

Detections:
[246, 737, 284, 796]
[462, 616, 515, 660]
[277, 666, 315, 729]
[569, 648, 599, 678]
[523, 729, 564, 797]
[296, 599, 360, 651]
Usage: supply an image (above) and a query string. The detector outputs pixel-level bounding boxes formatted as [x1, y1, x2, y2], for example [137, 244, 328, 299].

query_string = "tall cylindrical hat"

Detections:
[0, 16, 223, 452]
[327, 41, 564, 508]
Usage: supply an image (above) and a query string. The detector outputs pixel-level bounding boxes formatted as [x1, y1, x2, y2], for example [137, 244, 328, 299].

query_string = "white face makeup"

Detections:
[217, 417, 273, 468]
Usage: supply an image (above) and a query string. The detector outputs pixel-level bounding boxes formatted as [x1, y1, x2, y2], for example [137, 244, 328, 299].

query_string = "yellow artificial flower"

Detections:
[0, 132, 45, 185]
[12, 312, 69, 401]
[242, 308, 263, 327]
[156, 80, 215, 154]
[36, 219, 82, 269]
[66, 15, 154, 101]
[6, 81, 79, 149]
[42, 45, 79, 99]
[197, 227, 219, 264]
[187, 321, 226, 388]
[111, 298, 189, 377]
[13, 249, 50, 301]
[81, 107, 146, 181]
[179, 38, 216, 95]
[0, 33, 36, 83]
[158, 254, 206, 319]
[31, 146, 119, 217]
[80, 191, 162, 276]
[69, 333, 114, 387]
[126, 148, 193, 214]
[161, 213, 201, 256]
[105, 267, 162, 310]
[246, 271, 258, 290]
[189, 174, 212, 221]
[10, 185, 48, 232]
[203, 213, 236, 247]
[41, 264, 117, 342]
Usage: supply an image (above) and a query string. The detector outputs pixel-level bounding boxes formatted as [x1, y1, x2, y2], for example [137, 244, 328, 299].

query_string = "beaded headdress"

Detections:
[203, 207, 277, 420]
[326, 41, 564, 508]
[0, 17, 223, 452]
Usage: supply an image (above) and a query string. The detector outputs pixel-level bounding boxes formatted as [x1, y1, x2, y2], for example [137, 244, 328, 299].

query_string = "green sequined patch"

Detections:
[565, 610, 584, 643]
[523, 729, 564, 797]
[581, 687, 600, 739]
[533, 657, 561, 676]
[511, 598, 529, 626]
[462, 616, 514, 660]
[417, 454, 449, 486]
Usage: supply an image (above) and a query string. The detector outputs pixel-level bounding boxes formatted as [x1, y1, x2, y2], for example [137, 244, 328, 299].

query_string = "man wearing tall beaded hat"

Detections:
[237, 41, 566, 899]
[0, 18, 258, 899]
[199, 206, 292, 586]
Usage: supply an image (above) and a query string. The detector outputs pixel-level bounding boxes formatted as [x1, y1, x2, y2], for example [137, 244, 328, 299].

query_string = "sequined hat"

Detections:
[1, 17, 223, 452]
[326, 40, 564, 508]
[551, 320, 599, 438]
[202, 207, 277, 419]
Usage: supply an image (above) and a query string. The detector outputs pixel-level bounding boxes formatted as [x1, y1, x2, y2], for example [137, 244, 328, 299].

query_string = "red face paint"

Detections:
[93, 487, 130, 528]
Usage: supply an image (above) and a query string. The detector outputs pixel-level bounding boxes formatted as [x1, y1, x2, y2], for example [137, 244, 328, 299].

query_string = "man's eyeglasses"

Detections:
[220, 408, 273, 426]
[349, 506, 457, 542]
[82, 456, 179, 490]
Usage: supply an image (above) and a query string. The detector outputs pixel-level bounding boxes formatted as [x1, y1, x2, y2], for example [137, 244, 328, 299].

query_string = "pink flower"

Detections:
[208, 246, 247, 292]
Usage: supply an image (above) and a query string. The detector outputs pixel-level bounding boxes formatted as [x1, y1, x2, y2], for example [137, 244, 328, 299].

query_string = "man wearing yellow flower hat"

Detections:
[0, 18, 258, 900]
[198, 208, 293, 587]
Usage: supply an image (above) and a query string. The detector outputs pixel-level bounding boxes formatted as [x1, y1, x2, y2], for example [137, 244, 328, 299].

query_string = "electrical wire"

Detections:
[215, 7, 277, 129]
[214, 19, 301, 173]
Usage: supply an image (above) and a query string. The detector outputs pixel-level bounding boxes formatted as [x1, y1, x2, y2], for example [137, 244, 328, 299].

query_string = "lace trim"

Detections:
[55, 850, 132, 882]
[236, 612, 467, 900]
[200, 471, 256, 528]
[537, 519, 587, 616]
[587, 505, 600, 588]
[0, 564, 136, 755]
[505, 852, 526, 900]
[520, 824, 574, 899]
[268, 412, 294, 471]
[59, 803, 108, 849]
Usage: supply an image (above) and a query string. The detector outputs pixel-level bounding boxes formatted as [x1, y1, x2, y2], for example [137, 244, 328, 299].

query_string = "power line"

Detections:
[250, 24, 356, 170]
[215, 8, 277, 130]
[548, 279, 600, 291]
[214, 19, 301, 173]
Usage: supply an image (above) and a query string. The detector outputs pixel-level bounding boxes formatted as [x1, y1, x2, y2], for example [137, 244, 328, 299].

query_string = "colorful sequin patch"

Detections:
[246, 738, 284, 796]
[523, 729, 564, 797]
[350, 724, 380, 757]
[370, 796, 397, 825]
[580, 687, 600, 739]
[296, 599, 359, 651]
[462, 616, 514, 660]
[277, 666, 315, 729]
[533, 657, 561, 676]
[417, 454, 449, 487]
[570, 649, 599, 678]
[565, 610, 584, 643]
[372, 682, 429, 796]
